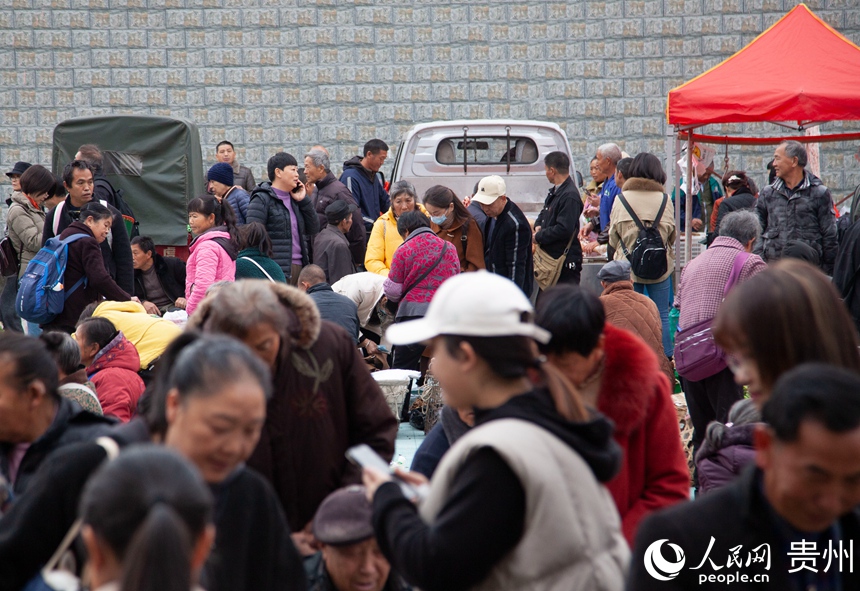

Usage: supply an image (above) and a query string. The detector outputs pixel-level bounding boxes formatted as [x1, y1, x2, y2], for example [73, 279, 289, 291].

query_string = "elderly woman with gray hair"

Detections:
[364, 180, 427, 277]
[303, 148, 367, 265]
[673, 209, 767, 474]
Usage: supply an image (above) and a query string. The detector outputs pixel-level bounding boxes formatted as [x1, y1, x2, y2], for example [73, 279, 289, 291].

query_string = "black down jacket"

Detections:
[247, 182, 320, 279]
[754, 172, 837, 273]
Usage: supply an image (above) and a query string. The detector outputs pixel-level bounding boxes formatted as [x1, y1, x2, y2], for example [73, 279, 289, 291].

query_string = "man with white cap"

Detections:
[471, 175, 534, 295]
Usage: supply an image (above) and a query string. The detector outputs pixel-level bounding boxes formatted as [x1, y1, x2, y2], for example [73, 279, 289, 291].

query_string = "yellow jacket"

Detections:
[364, 205, 427, 277]
[93, 301, 183, 369]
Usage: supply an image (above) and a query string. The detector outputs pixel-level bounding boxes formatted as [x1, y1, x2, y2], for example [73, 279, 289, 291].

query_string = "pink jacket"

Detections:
[186, 229, 236, 315]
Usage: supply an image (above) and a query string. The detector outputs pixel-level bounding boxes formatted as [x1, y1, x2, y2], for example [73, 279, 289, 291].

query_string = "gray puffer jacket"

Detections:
[6, 192, 46, 279]
[754, 172, 837, 273]
[246, 182, 320, 279]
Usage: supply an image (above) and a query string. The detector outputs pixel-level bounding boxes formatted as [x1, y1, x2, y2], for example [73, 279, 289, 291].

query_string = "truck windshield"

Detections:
[435, 137, 538, 165]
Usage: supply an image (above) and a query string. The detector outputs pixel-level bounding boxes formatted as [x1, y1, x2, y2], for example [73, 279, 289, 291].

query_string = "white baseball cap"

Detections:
[471, 175, 507, 205]
[385, 271, 551, 345]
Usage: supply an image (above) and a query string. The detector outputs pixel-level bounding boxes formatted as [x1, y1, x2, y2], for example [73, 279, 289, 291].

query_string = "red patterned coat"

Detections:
[383, 226, 461, 319]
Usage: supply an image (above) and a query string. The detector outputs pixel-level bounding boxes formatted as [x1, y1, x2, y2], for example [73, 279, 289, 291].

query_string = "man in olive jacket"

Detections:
[247, 152, 320, 284]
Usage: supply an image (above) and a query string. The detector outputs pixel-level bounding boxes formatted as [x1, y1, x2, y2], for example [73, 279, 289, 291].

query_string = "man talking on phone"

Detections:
[248, 152, 321, 285]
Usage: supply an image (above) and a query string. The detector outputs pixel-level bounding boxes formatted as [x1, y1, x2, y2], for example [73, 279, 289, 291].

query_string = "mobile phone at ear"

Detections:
[346, 444, 424, 502]
[291, 180, 304, 194]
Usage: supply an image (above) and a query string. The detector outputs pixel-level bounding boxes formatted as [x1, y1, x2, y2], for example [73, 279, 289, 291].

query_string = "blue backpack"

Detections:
[16, 234, 90, 325]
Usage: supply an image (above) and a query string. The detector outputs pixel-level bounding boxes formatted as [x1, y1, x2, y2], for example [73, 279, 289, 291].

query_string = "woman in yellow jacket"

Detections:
[365, 180, 426, 276]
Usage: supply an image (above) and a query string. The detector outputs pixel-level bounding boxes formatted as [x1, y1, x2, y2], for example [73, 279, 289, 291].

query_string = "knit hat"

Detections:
[597, 260, 632, 283]
[208, 162, 234, 187]
[325, 200, 356, 225]
[6, 162, 31, 177]
[312, 486, 374, 546]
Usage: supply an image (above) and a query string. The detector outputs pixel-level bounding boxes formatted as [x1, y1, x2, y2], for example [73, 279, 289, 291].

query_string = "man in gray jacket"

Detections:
[314, 201, 357, 286]
[755, 140, 837, 273]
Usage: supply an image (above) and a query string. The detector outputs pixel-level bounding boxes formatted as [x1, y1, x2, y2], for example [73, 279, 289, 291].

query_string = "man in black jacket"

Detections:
[534, 151, 583, 286]
[130, 235, 187, 314]
[247, 152, 320, 285]
[472, 175, 534, 296]
[42, 160, 134, 294]
[0, 334, 113, 502]
[298, 265, 360, 344]
[755, 141, 837, 273]
[630, 364, 860, 591]
[306, 149, 367, 266]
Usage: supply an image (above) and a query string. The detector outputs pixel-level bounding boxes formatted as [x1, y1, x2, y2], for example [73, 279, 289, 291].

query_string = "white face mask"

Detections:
[430, 215, 447, 225]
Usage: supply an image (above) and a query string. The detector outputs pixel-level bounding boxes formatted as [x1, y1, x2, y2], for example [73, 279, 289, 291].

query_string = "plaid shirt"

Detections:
[675, 236, 767, 330]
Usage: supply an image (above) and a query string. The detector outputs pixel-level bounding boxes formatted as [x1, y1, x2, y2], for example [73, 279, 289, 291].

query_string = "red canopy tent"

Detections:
[664, 3, 860, 268]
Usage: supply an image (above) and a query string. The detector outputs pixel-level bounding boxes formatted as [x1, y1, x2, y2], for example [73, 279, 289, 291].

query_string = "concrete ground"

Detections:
[394, 422, 425, 469]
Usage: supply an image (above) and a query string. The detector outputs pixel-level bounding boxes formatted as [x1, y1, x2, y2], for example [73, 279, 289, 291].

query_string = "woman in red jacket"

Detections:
[76, 316, 145, 422]
[536, 284, 690, 544]
[41, 202, 132, 333]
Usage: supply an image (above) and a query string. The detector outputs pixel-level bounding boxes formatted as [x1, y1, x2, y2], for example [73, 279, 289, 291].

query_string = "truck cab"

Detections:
[390, 119, 576, 215]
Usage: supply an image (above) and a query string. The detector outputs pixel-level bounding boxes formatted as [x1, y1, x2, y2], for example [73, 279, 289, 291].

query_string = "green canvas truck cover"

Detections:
[52, 115, 204, 246]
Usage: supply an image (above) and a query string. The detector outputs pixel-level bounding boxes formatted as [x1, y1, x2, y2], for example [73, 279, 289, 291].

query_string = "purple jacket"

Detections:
[695, 423, 759, 494]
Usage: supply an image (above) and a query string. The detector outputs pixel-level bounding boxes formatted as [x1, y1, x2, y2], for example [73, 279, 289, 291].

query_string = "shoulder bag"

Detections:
[674, 251, 750, 382]
[387, 242, 450, 315]
[239, 256, 275, 283]
[533, 232, 576, 291]
[0, 235, 19, 277]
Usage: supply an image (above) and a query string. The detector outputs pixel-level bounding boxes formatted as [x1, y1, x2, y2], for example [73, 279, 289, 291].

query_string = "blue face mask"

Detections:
[430, 215, 447, 225]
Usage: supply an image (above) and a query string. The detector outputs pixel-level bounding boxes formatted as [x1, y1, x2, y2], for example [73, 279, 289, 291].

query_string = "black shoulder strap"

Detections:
[403, 242, 449, 296]
[653, 194, 668, 225]
[616, 194, 646, 231]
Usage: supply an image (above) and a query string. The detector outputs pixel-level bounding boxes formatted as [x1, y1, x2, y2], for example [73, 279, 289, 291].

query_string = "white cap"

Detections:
[385, 271, 551, 345]
[471, 175, 507, 205]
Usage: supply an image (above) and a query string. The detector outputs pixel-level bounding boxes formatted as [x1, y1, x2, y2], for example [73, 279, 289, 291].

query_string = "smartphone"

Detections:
[377, 344, 390, 354]
[346, 444, 426, 502]
[291, 180, 304, 195]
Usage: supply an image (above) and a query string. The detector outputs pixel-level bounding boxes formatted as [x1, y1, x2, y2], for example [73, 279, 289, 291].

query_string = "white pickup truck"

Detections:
[389, 119, 578, 215]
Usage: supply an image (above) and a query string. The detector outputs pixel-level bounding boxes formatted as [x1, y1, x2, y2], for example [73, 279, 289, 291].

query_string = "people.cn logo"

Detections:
[644, 539, 686, 581]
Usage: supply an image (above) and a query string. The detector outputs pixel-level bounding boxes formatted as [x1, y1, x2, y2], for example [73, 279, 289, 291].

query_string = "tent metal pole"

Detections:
[685, 131, 694, 269]
[668, 126, 680, 283]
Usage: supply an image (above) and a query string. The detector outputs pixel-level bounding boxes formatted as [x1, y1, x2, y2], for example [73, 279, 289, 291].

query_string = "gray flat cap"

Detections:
[597, 260, 632, 283]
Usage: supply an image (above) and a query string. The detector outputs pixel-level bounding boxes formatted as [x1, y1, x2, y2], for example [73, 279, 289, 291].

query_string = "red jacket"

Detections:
[87, 332, 145, 422]
[599, 324, 690, 544]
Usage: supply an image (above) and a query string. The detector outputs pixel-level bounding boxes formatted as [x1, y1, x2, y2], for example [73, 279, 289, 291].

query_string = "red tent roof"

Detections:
[667, 4, 860, 127]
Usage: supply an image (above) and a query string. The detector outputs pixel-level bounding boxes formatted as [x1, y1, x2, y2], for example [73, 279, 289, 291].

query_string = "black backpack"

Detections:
[95, 178, 139, 239]
[617, 193, 668, 280]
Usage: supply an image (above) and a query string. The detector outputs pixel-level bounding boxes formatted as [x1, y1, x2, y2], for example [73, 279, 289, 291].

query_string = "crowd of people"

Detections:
[0, 134, 859, 591]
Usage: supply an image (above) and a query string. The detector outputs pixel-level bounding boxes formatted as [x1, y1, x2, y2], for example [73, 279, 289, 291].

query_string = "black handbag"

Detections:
[0, 236, 19, 277]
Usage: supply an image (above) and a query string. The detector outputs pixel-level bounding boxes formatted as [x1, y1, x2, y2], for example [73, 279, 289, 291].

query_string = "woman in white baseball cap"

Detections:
[363, 271, 629, 591]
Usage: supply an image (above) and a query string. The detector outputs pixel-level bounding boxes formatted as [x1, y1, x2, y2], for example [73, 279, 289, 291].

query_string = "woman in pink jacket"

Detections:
[186, 194, 238, 315]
